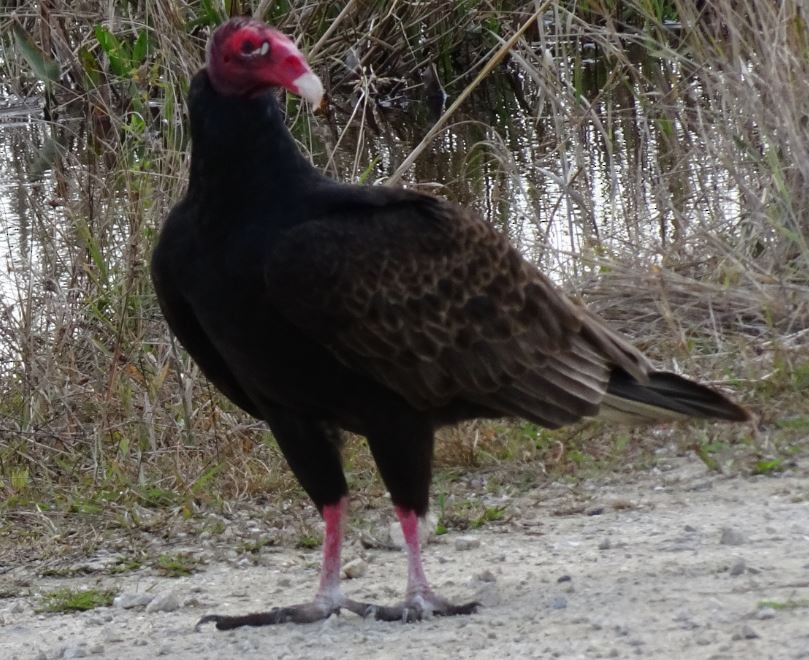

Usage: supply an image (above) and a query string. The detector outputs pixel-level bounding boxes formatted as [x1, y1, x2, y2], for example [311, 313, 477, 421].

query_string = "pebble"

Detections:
[342, 558, 368, 579]
[741, 624, 759, 639]
[113, 593, 154, 609]
[454, 536, 481, 551]
[728, 558, 746, 576]
[557, 575, 572, 583]
[756, 607, 776, 620]
[474, 569, 497, 583]
[598, 538, 612, 550]
[145, 592, 180, 613]
[81, 554, 125, 573]
[719, 527, 747, 546]
[674, 610, 699, 630]
[549, 596, 568, 610]
[101, 629, 125, 643]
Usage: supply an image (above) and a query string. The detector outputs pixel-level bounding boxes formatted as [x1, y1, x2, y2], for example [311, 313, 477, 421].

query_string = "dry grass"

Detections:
[0, 1, 807, 559]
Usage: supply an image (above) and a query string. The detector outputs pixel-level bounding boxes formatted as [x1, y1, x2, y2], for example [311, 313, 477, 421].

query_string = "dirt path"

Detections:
[2, 457, 808, 660]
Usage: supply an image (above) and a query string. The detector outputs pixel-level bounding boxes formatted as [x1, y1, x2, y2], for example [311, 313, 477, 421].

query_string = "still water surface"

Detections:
[0, 45, 740, 316]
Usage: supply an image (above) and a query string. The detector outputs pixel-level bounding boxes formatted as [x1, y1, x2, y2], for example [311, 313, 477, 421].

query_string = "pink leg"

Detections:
[394, 505, 432, 598]
[316, 498, 347, 601]
[197, 496, 373, 629]
[196, 501, 477, 629]
[387, 505, 479, 620]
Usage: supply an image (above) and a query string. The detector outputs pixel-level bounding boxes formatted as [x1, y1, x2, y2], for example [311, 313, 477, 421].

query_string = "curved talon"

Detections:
[195, 598, 479, 630]
[367, 598, 479, 623]
[342, 598, 377, 619]
[196, 609, 290, 630]
[195, 614, 223, 631]
[437, 600, 480, 617]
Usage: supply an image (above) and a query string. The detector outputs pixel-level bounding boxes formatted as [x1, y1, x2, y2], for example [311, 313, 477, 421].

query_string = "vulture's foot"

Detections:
[196, 596, 375, 630]
[369, 592, 480, 623]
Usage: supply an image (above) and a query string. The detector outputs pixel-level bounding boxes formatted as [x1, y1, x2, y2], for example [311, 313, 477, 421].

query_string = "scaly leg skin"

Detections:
[196, 498, 374, 630]
[368, 506, 479, 623]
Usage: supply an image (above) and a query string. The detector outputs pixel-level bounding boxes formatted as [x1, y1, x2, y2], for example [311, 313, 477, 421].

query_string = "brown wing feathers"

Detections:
[326, 197, 617, 420]
[269, 190, 748, 426]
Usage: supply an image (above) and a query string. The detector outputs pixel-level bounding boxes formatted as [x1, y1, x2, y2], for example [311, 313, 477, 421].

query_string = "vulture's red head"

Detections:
[206, 18, 323, 105]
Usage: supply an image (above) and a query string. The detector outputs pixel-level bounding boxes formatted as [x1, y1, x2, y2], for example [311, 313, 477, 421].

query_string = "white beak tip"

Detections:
[292, 71, 325, 108]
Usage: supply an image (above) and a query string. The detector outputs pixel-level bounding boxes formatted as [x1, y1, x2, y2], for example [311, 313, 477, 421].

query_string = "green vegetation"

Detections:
[758, 599, 809, 611]
[0, 0, 807, 560]
[156, 553, 198, 577]
[295, 535, 322, 550]
[38, 588, 117, 613]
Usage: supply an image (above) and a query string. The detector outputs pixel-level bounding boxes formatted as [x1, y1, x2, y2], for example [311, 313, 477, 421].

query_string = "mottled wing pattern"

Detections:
[265, 189, 652, 428]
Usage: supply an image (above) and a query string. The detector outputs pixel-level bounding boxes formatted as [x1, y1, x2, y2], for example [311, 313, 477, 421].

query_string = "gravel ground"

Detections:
[2, 457, 808, 660]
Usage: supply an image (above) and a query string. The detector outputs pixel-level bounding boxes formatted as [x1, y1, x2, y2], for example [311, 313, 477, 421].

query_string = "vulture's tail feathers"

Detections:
[598, 369, 750, 423]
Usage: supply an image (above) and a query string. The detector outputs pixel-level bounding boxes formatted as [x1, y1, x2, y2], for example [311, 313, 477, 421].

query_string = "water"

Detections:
[0, 46, 745, 329]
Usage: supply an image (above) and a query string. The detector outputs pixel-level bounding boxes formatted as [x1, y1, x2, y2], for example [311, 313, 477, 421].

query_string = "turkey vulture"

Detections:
[151, 18, 749, 629]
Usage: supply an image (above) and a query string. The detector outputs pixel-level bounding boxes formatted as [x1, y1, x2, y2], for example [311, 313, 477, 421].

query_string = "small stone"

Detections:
[454, 536, 481, 551]
[557, 575, 572, 583]
[114, 592, 154, 609]
[389, 523, 405, 548]
[63, 647, 88, 659]
[145, 592, 180, 613]
[598, 538, 612, 550]
[674, 610, 698, 630]
[89, 645, 104, 655]
[684, 525, 697, 532]
[277, 577, 291, 588]
[756, 607, 776, 620]
[720, 527, 746, 546]
[728, 558, 746, 576]
[741, 624, 759, 639]
[343, 558, 368, 579]
[549, 595, 568, 609]
[474, 569, 497, 583]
